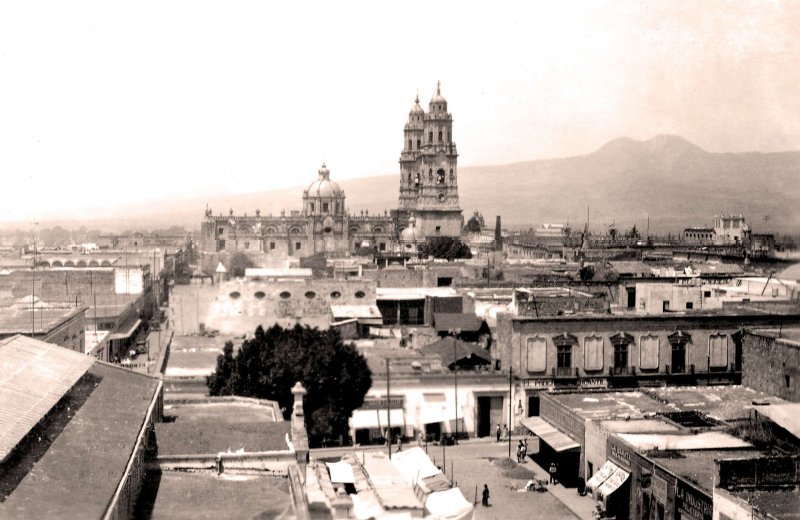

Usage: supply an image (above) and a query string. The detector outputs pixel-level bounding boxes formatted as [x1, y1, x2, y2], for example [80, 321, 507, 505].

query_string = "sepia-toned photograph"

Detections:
[0, 2, 798, 519]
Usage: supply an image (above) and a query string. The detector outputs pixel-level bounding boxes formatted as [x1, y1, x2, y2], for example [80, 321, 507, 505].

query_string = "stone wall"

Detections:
[742, 331, 800, 402]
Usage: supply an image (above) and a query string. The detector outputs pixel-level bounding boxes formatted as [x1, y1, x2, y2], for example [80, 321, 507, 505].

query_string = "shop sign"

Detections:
[652, 475, 668, 503]
[579, 378, 608, 389]
[362, 397, 404, 410]
[608, 441, 633, 469]
[523, 379, 554, 390]
[675, 480, 712, 520]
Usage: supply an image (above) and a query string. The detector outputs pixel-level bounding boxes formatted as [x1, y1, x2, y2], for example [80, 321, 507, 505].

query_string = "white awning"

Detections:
[351, 408, 404, 430]
[586, 460, 620, 491]
[109, 318, 142, 340]
[425, 487, 474, 520]
[520, 416, 580, 452]
[419, 394, 463, 424]
[597, 467, 630, 498]
[326, 461, 356, 484]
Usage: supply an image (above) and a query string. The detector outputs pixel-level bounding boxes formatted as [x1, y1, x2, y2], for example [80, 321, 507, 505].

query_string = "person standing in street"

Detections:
[496, 424, 501, 442]
[549, 462, 558, 484]
[482, 484, 490, 506]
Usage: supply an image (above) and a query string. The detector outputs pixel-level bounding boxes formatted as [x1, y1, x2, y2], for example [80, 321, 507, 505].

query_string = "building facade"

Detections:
[199, 84, 464, 262]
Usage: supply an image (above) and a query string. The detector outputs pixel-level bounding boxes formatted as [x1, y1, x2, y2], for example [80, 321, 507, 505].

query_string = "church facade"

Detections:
[199, 84, 463, 260]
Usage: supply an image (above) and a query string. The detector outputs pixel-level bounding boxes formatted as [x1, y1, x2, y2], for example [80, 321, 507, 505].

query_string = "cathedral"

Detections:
[199, 83, 463, 260]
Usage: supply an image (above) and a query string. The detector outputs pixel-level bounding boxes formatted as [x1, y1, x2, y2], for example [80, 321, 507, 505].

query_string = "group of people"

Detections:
[495, 423, 508, 442]
[516, 438, 528, 463]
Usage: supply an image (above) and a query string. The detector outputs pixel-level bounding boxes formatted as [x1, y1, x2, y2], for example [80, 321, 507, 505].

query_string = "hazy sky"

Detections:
[1, 1, 798, 223]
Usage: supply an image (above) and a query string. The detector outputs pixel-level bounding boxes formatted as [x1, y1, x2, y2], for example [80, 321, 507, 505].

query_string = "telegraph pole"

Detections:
[508, 366, 513, 459]
[386, 358, 391, 460]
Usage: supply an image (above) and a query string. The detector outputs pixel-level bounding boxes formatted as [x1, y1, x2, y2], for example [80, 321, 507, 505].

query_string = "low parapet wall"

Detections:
[155, 451, 296, 475]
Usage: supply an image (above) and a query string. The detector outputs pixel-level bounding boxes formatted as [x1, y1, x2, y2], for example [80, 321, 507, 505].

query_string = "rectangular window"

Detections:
[218, 228, 224, 236]
[662, 301, 670, 312]
[217, 239, 226, 251]
[685, 302, 693, 310]
[584, 336, 604, 371]
[671, 343, 686, 373]
[526, 337, 547, 372]
[310, 203, 315, 213]
[295, 242, 301, 251]
[613, 344, 628, 370]
[704, 291, 712, 298]
[557, 345, 572, 369]
[244, 241, 250, 250]
[269, 242, 276, 250]
[322, 202, 329, 212]
[379, 242, 386, 251]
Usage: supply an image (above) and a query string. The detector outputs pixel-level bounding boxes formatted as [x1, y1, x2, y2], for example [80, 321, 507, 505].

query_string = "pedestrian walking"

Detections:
[502, 424, 508, 441]
[396, 435, 402, 452]
[522, 438, 528, 460]
[516, 440, 524, 462]
[496, 424, 501, 442]
[549, 462, 558, 484]
[482, 484, 490, 506]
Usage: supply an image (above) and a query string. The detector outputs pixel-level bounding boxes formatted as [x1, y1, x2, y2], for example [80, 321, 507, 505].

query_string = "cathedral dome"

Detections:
[306, 163, 344, 199]
[400, 215, 424, 242]
[430, 81, 446, 104]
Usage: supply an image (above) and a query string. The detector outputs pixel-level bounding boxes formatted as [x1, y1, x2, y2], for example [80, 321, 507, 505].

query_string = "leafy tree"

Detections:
[227, 252, 255, 278]
[207, 325, 372, 447]
[608, 227, 618, 242]
[578, 265, 595, 281]
[418, 237, 472, 260]
[465, 215, 482, 233]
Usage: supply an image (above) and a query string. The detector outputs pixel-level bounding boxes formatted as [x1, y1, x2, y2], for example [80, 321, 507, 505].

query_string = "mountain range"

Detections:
[12, 135, 800, 234]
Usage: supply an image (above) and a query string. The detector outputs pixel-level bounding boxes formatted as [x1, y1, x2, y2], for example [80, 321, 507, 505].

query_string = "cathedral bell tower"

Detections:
[398, 81, 462, 238]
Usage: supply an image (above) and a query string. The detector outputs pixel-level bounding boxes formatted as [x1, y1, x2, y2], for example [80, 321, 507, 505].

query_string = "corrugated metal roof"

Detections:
[0, 335, 94, 461]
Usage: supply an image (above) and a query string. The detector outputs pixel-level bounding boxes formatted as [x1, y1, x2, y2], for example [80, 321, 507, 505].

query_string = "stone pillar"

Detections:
[290, 381, 310, 478]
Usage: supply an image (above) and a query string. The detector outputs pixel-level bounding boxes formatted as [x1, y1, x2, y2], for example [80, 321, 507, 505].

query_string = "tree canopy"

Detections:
[227, 251, 255, 278]
[207, 324, 372, 447]
[418, 236, 472, 260]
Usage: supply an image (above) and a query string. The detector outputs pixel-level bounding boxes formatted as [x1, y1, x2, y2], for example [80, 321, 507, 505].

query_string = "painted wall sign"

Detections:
[675, 480, 712, 520]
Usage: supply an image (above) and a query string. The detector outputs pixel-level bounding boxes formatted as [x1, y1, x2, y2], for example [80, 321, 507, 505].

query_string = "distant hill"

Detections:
[14, 135, 800, 234]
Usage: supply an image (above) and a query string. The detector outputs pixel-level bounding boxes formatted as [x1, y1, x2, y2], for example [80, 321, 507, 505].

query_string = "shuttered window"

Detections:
[709, 334, 728, 368]
[640, 334, 660, 370]
[584, 336, 604, 371]
[526, 336, 547, 373]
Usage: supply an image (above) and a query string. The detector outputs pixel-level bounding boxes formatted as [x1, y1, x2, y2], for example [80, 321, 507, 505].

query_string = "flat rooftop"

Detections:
[644, 385, 785, 422]
[157, 400, 290, 456]
[731, 488, 800, 519]
[136, 470, 292, 519]
[748, 327, 800, 346]
[1, 362, 160, 519]
[548, 391, 669, 421]
[164, 334, 237, 378]
[651, 449, 762, 492]
[0, 306, 84, 335]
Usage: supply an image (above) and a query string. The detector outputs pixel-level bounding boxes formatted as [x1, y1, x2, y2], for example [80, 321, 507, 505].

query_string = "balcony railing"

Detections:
[609, 366, 633, 376]
[554, 366, 576, 377]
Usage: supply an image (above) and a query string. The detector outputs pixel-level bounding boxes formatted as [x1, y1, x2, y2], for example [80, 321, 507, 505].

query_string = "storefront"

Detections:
[350, 397, 405, 445]
[674, 480, 712, 520]
[418, 393, 465, 442]
[521, 416, 581, 487]
[586, 435, 634, 519]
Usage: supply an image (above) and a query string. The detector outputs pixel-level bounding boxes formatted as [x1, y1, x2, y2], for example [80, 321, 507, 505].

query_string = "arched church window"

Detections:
[309, 203, 315, 213]
[414, 172, 420, 186]
[416, 138, 421, 149]
[436, 169, 445, 184]
[449, 168, 454, 182]
[438, 130, 442, 142]
[408, 139, 412, 150]
[429, 131, 433, 142]
[428, 169, 433, 182]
